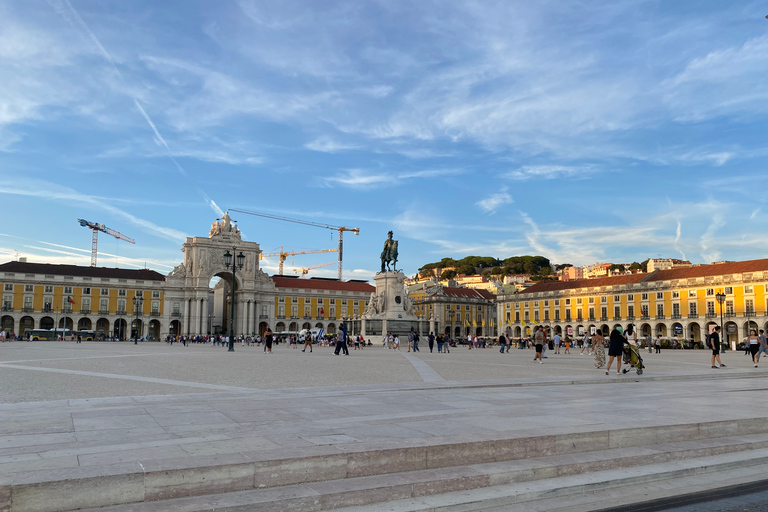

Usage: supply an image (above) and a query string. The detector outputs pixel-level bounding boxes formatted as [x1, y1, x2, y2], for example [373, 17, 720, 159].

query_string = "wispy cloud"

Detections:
[504, 165, 592, 181]
[322, 168, 464, 189]
[304, 137, 358, 153]
[476, 189, 513, 214]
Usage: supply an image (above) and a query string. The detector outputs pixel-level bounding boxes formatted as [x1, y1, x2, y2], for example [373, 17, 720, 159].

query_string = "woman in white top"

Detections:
[747, 329, 761, 367]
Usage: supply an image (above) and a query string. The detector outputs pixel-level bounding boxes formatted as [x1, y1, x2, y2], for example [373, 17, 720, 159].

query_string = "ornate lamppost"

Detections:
[132, 295, 143, 345]
[224, 249, 245, 352]
[715, 291, 726, 350]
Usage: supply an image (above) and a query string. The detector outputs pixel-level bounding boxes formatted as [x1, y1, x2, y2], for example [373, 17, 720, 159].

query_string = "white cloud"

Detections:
[305, 137, 358, 153]
[504, 165, 592, 181]
[321, 168, 464, 189]
[476, 190, 513, 214]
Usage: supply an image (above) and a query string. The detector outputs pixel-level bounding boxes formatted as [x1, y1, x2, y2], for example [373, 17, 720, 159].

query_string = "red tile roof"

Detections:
[519, 274, 647, 294]
[272, 275, 374, 293]
[647, 258, 768, 282]
[0, 261, 166, 281]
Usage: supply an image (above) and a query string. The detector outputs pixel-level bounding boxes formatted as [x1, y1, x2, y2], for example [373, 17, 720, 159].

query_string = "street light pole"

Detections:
[224, 248, 245, 352]
[716, 291, 726, 350]
[133, 296, 143, 345]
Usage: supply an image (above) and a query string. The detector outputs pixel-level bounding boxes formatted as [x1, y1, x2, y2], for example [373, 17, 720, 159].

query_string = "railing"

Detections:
[626, 315, 635, 321]
[317, 316, 324, 320]
[706, 313, 717, 318]
[613, 316, 621, 321]
[641, 315, 650, 320]
[600, 316, 608, 321]
[725, 312, 736, 318]
[745, 311, 755, 317]
[63, 307, 72, 314]
[588, 317, 596, 322]
[259, 314, 268, 319]
[656, 314, 665, 319]
[117, 309, 127, 315]
[170, 312, 181, 318]
[80, 309, 90, 315]
[671, 314, 681, 319]
[22, 307, 34, 313]
[688, 314, 699, 319]
[1, 305, 12, 312]
[150, 311, 161, 317]
[303, 315, 312, 319]
[100, 309, 110, 314]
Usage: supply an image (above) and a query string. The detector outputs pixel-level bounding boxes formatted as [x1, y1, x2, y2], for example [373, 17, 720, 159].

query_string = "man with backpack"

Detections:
[709, 326, 726, 369]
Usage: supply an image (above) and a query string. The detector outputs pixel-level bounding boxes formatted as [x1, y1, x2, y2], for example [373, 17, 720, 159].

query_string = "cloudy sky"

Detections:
[1, 0, 767, 280]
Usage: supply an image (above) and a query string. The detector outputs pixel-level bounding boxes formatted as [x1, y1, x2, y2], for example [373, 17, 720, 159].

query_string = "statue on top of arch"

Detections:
[209, 212, 242, 240]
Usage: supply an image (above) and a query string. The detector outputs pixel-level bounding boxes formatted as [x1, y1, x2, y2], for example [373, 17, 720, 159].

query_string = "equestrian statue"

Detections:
[380, 230, 399, 272]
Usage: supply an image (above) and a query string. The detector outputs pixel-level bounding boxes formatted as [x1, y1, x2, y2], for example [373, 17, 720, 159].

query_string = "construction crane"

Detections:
[229, 208, 359, 280]
[294, 262, 335, 278]
[259, 246, 337, 275]
[77, 219, 135, 267]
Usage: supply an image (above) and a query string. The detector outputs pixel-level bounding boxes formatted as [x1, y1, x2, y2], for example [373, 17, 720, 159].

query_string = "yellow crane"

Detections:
[294, 262, 335, 278]
[259, 247, 337, 275]
[229, 208, 359, 280]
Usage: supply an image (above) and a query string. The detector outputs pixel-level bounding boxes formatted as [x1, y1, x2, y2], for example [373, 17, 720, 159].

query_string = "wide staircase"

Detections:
[6, 417, 768, 512]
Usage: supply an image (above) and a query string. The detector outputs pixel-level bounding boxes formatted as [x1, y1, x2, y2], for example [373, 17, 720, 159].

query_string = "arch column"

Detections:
[201, 296, 209, 335]
[183, 299, 190, 335]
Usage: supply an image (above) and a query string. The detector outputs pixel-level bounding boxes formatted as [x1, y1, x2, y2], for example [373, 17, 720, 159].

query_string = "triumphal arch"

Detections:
[164, 212, 276, 337]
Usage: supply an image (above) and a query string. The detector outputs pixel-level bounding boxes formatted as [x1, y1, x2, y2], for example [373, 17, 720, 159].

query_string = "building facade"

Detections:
[409, 281, 497, 337]
[497, 259, 768, 349]
[0, 214, 373, 340]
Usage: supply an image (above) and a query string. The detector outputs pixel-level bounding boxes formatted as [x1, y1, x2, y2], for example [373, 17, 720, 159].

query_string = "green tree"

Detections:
[629, 262, 642, 271]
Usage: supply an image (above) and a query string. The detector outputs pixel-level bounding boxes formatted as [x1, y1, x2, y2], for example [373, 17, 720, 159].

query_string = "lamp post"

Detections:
[224, 248, 245, 352]
[132, 295, 143, 345]
[715, 291, 726, 350]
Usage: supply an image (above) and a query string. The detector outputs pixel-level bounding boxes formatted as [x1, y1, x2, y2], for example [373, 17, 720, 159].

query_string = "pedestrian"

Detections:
[302, 332, 313, 353]
[647, 334, 653, 353]
[413, 331, 420, 352]
[264, 326, 273, 354]
[499, 333, 507, 354]
[757, 330, 768, 363]
[564, 335, 571, 354]
[354, 334, 360, 350]
[428, 332, 435, 353]
[541, 328, 549, 358]
[654, 334, 661, 354]
[436, 334, 443, 353]
[334, 323, 349, 355]
[533, 326, 544, 364]
[444, 336, 450, 353]
[605, 327, 626, 375]
[580, 333, 590, 355]
[393, 334, 400, 351]
[747, 329, 760, 368]
[593, 329, 605, 368]
[553, 332, 561, 354]
[710, 326, 726, 369]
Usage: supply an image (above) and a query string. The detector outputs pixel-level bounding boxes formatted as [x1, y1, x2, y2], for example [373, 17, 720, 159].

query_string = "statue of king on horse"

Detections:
[380, 231, 398, 273]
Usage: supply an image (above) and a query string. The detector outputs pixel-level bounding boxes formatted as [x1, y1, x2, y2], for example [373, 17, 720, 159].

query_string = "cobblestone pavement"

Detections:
[0, 341, 763, 403]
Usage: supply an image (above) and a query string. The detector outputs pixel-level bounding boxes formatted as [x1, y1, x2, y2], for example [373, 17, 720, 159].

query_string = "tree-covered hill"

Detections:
[418, 256, 552, 280]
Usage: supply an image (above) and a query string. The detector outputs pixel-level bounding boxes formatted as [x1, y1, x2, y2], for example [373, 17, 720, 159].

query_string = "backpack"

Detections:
[705, 333, 712, 349]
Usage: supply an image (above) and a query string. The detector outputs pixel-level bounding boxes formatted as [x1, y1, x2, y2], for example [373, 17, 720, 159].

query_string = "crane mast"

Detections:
[229, 208, 359, 280]
[259, 246, 337, 275]
[77, 219, 135, 267]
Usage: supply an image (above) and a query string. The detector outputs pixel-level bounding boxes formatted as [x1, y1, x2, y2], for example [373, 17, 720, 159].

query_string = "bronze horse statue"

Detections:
[380, 231, 398, 272]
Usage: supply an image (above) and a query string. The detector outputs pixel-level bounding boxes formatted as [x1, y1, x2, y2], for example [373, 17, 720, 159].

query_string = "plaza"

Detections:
[1, 341, 767, 511]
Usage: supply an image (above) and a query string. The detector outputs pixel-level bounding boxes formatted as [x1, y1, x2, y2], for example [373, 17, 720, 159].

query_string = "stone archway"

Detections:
[1, 315, 13, 334]
[289, 321, 298, 331]
[96, 318, 109, 338]
[687, 322, 701, 342]
[20, 316, 34, 334]
[302, 322, 311, 330]
[743, 320, 759, 338]
[59, 317, 73, 331]
[656, 324, 667, 337]
[78, 318, 92, 331]
[169, 320, 182, 337]
[149, 320, 161, 340]
[275, 322, 286, 332]
[40, 316, 54, 330]
[327, 323, 336, 335]
[114, 319, 128, 340]
[454, 326, 461, 337]
[131, 319, 143, 340]
[444, 326, 451, 336]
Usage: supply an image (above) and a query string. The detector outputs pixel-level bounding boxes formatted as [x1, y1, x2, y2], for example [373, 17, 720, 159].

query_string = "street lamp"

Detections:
[715, 291, 726, 349]
[224, 249, 245, 352]
[132, 295, 144, 345]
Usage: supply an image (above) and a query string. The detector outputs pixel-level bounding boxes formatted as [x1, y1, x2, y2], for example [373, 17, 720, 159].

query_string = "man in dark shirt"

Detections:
[334, 323, 349, 356]
[710, 326, 726, 369]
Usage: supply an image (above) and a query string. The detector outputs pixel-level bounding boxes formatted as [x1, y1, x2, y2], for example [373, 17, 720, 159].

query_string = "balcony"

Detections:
[290, 316, 299, 320]
[656, 315, 666, 320]
[150, 311, 161, 317]
[170, 312, 181, 318]
[1, 305, 12, 312]
[745, 311, 756, 317]
[22, 307, 34, 313]
[626, 315, 635, 321]
[705, 313, 717, 319]
[725, 312, 736, 318]
[641, 315, 650, 320]
[317, 316, 324, 320]
[276, 315, 285, 319]
[259, 314, 268, 319]
[80, 309, 91, 315]
[303, 315, 312, 319]
[613, 316, 621, 321]
[600, 316, 608, 321]
[688, 314, 699, 319]
[63, 307, 72, 314]
[671, 314, 681, 320]
[588, 316, 596, 322]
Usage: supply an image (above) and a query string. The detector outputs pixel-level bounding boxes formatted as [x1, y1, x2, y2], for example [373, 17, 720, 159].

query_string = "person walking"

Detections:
[593, 329, 606, 368]
[564, 335, 571, 354]
[428, 332, 435, 353]
[580, 333, 590, 355]
[710, 326, 726, 368]
[747, 329, 760, 367]
[654, 334, 661, 354]
[541, 327, 549, 358]
[553, 332, 561, 354]
[533, 326, 545, 364]
[499, 333, 507, 354]
[436, 334, 443, 353]
[264, 326, 273, 354]
[302, 332, 313, 353]
[413, 331, 420, 352]
[605, 327, 626, 375]
[334, 323, 349, 355]
[757, 330, 768, 363]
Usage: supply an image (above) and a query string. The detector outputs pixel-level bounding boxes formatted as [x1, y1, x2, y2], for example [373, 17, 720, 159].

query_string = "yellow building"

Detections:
[409, 281, 497, 338]
[0, 261, 165, 339]
[497, 258, 768, 349]
[271, 276, 373, 335]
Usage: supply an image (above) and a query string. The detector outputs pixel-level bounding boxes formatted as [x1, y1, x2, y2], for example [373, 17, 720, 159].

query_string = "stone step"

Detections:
[65, 435, 768, 512]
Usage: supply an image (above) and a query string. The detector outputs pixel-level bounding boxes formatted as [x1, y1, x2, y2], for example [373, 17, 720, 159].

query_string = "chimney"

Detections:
[19, 257, 27, 263]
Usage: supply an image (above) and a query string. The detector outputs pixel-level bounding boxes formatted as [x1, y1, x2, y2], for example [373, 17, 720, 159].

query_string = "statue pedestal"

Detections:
[362, 271, 420, 338]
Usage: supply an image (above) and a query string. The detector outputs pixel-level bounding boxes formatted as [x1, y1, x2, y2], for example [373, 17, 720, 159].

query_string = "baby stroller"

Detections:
[622, 344, 645, 375]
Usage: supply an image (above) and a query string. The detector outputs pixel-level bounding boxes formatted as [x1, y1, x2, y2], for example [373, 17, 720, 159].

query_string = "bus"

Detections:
[79, 330, 95, 341]
[26, 329, 71, 341]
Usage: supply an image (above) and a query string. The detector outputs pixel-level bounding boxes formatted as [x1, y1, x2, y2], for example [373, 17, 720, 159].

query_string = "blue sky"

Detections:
[1, 1, 767, 281]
